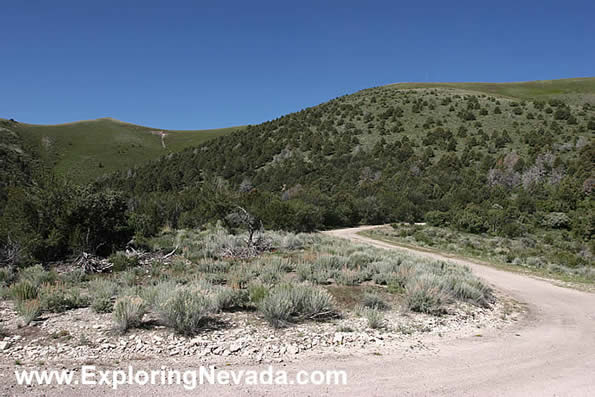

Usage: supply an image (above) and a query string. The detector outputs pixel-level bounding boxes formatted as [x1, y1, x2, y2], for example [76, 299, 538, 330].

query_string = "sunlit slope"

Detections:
[387, 77, 595, 105]
[4, 117, 241, 183]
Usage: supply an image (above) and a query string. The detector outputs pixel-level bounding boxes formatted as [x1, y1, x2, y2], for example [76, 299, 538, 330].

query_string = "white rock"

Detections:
[0, 341, 10, 351]
[333, 333, 344, 344]
[229, 342, 242, 353]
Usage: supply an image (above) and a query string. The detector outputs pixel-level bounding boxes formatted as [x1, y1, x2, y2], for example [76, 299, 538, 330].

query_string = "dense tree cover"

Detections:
[1, 87, 593, 264]
[1, 179, 130, 263]
[0, 124, 130, 263]
[0, 120, 38, 207]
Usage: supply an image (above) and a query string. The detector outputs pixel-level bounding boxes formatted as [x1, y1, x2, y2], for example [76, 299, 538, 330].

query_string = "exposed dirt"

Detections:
[2, 225, 594, 396]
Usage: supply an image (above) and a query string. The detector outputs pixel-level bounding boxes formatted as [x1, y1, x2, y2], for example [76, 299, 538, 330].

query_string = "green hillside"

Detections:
[101, 77, 593, 231]
[387, 77, 595, 105]
[1, 117, 241, 183]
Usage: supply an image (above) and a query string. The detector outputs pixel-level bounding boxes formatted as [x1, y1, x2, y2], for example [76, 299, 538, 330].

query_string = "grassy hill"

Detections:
[386, 77, 595, 105]
[0, 117, 241, 183]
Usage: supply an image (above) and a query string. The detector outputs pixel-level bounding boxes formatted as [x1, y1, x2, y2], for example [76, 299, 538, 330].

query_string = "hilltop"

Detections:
[0, 117, 241, 183]
[385, 77, 595, 105]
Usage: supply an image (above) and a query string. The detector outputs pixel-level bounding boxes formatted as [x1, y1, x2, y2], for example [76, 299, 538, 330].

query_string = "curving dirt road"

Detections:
[320, 226, 595, 396]
[4, 226, 594, 396]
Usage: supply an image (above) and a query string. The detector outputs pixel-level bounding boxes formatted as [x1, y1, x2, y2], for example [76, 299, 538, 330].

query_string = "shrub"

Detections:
[279, 233, 308, 250]
[336, 269, 363, 286]
[347, 252, 376, 267]
[258, 284, 337, 328]
[140, 280, 176, 308]
[500, 222, 525, 238]
[296, 263, 312, 282]
[61, 269, 87, 284]
[296, 263, 334, 284]
[247, 282, 269, 304]
[117, 269, 139, 286]
[89, 279, 119, 313]
[370, 260, 400, 285]
[386, 263, 415, 290]
[362, 292, 390, 310]
[258, 262, 285, 284]
[441, 275, 492, 307]
[363, 308, 384, 329]
[456, 209, 487, 233]
[109, 252, 140, 272]
[226, 266, 253, 289]
[301, 285, 337, 319]
[258, 287, 294, 328]
[336, 325, 354, 333]
[425, 211, 450, 227]
[39, 282, 88, 312]
[404, 275, 449, 314]
[554, 107, 571, 120]
[157, 287, 213, 335]
[212, 287, 248, 311]
[0, 266, 16, 285]
[542, 212, 571, 229]
[10, 280, 38, 303]
[112, 296, 146, 333]
[314, 255, 345, 270]
[18, 265, 56, 287]
[16, 299, 41, 325]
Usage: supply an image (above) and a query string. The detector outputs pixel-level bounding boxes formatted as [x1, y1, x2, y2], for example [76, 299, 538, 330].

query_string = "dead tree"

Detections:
[0, 236, 22, 267]
[223, 206, 272, 258]
[226, 206, 263, 247]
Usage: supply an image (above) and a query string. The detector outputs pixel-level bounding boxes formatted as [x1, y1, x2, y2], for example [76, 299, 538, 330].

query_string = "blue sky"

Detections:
[2, 0, 594, 129]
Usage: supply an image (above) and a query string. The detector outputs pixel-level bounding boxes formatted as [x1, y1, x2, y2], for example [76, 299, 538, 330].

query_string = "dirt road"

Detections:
[321, 226, 595, 396]
[3, 226, 594, 396]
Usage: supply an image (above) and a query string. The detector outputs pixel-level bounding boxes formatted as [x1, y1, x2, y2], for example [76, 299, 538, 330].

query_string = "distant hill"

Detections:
[0, 117, 241, 183]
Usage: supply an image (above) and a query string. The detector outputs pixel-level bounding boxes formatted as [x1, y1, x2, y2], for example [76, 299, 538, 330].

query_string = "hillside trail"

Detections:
[7, 226, 595, 396]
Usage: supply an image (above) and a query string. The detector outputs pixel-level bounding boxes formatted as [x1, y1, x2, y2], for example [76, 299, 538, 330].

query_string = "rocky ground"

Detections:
[0, 291, 523, 369]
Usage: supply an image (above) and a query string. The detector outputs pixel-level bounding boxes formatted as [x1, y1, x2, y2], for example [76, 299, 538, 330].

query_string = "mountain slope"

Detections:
[101, 78, 594, 239]
[1, 117, 241, 183]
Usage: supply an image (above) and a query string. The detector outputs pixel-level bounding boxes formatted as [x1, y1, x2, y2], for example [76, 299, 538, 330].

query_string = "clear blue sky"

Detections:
[2, 0, 594, 129]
